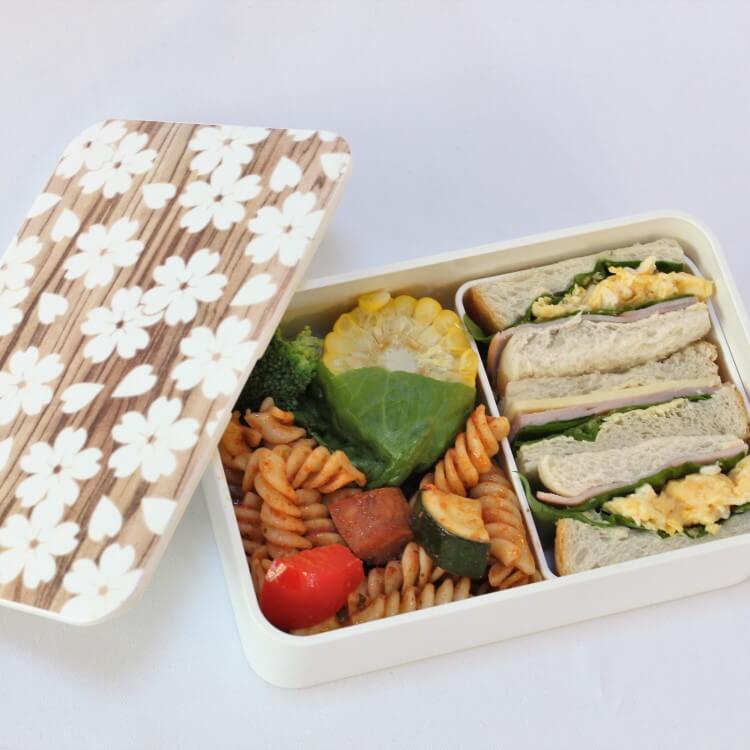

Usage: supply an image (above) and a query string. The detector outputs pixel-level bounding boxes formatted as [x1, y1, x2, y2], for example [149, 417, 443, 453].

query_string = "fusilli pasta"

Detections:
[469, 465, 540, 588]
[255, 447, 312, 559]
[349, 577, 472, 624]
[422, 405, 510, 496]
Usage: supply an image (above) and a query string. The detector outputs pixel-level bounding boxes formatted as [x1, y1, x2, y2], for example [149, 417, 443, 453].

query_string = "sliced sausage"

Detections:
[328, 487, 414, 564]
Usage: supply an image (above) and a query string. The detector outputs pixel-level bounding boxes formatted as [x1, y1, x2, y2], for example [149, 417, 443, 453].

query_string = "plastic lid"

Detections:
[0, 119, 350, 623]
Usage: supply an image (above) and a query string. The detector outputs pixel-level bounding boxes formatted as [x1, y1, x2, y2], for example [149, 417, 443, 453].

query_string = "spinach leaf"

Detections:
[462, 313, 493, 344]
[296, 364, 475, 488]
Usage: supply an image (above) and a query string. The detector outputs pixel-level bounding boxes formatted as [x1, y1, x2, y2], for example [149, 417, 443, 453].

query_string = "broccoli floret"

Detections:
[236, 326, 322, 412]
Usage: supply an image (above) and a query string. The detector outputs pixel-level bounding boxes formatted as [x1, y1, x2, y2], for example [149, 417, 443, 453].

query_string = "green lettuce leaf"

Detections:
[462, 313, 493, 344]
[296, 364, 475, 488]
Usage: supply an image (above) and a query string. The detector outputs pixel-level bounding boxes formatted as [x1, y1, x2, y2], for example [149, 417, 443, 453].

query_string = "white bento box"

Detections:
[202, 211, 750, 688]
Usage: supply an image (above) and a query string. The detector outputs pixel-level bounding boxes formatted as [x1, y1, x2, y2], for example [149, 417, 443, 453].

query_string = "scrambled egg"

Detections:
[531, 257, 714, 321]
[603, 457, 750, 536]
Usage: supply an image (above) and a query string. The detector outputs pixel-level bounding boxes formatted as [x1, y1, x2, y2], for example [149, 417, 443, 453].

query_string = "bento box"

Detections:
[2, 119, 749, 690]
[202, 211, 750, 687]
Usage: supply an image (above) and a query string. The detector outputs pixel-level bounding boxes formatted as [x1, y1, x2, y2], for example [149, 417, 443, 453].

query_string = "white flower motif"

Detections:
[1, 235, 43, 290]
[0, 279, 28, 336]
[81, 287, 160, 363]
[171, 317, 257, 399]
[0, 347, 64, 426]
[63, 217, 144, 289]
[56, 120, 126, 179]
[286, 129, 337, 142]
[0, 501, 79, 589]
[142, 249, 227, 325]
[178, 162, 261, 234]
[245, 191, 324, 266]
[61, 543, 142, 622]
[188, 125, 269, 175]
[110, 397, 199, 482]
[79, 132, 157, 198]
[16, 427, 102, 509]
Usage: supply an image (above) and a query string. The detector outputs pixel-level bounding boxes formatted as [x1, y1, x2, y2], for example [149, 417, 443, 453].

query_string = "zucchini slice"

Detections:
[412, 486, 490, 579]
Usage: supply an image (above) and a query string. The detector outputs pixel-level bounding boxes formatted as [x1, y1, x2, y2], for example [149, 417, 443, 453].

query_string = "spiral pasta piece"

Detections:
[349, 577, 472, 624]
[290, 445, 367, 493]
[219, 411, 261, 469]
[244, 398, 307, 446]
[346, 542, 447, 617]
[249, 545, 272, 594]
[296, 487, 346, 547]
[255, 448, 312, 559]
[469, 465, 539, 588]
[423, 405, 510, 497]
[234, 490, 264, 558]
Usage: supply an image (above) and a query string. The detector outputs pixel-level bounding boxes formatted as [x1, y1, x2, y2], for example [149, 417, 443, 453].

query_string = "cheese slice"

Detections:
[505, 377, 719, 420]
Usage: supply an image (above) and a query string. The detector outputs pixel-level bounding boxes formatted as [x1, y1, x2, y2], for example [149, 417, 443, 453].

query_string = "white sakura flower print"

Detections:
[286, 129, 337, 142]
[0, 279, 28, 336]
[0, 235, 43, 290]
[56, 120, 126, 179]
[110, 397, 199, 482]
[16, 426, 102, 509]
[0, 501, 79, 589]
[171, 316, 257, 399]
[61, 543, 142, 622]
[63, 217, 144, 289]
[81, 286, 160, 363]
[178, 162, 262, 234]
[245, 191, 324, 266]
[0, 347, 64, 426]
[142, 249, 227, 325]
[188, 125, 269, 175]
[79, 132, 157, 198]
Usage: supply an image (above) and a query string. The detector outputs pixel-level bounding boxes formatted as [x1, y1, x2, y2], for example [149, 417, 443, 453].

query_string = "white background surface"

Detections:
[1, 1, 749, 748]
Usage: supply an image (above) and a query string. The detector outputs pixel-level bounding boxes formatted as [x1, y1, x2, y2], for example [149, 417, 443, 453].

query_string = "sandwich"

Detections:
[496, 301, 712, 390]
[516, 383, 749, 480]
[555, 511, 750, 575]
[467, 238, 698, 334]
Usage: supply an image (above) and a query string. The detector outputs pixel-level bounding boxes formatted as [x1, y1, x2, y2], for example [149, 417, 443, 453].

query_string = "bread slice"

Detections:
[504, 341, 719, 407]
[465, 238, 685, 333]
[516, 385, 749, 479]
[537, 434, 747, 498]
[555, 512, 750, 575]
[499, 303, 711, 387]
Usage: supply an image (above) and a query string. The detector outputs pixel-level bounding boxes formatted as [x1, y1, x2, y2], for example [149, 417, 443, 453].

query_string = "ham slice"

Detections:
[536, 444, 749, 507]
[508, 384, 721, 441]
[488, 296, 699, 390]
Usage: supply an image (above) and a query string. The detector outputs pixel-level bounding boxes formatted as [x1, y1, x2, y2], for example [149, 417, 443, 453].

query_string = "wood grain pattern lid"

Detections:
[0, 120, 350, 622]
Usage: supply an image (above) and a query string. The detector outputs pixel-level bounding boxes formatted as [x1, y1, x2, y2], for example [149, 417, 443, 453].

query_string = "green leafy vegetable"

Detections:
[296, 364, 475, 488]
[462, 313, 493, 344]
[236, 326, 322, 412]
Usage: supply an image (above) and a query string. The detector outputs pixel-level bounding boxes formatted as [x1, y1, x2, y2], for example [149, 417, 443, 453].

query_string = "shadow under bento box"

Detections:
[202, 211, 750, 688]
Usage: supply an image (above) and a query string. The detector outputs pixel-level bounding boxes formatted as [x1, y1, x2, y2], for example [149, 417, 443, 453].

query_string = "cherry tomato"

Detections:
[260, 544, 364, 631]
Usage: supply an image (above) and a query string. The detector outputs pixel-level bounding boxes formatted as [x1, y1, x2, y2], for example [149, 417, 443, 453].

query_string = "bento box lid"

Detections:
[0, 119, 350, 623]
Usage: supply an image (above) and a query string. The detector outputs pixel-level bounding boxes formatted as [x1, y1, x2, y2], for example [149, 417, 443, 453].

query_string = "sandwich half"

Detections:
[515, 383, 749, 479]
[466, 238, 689, 334]
[555, 510, 750, 575]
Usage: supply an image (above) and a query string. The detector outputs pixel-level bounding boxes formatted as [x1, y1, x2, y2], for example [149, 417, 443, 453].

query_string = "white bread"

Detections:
[516, 385, 749, 479]
[555, 512, 750, 575]
[499, 303, 711, 387]
[504, 341, 719, 406]
[465, 238, 685, 333]
[538, 434, 747, 498]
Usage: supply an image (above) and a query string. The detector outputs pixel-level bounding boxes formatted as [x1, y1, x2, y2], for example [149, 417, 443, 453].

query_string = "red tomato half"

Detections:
[260, 544, 364, 631]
